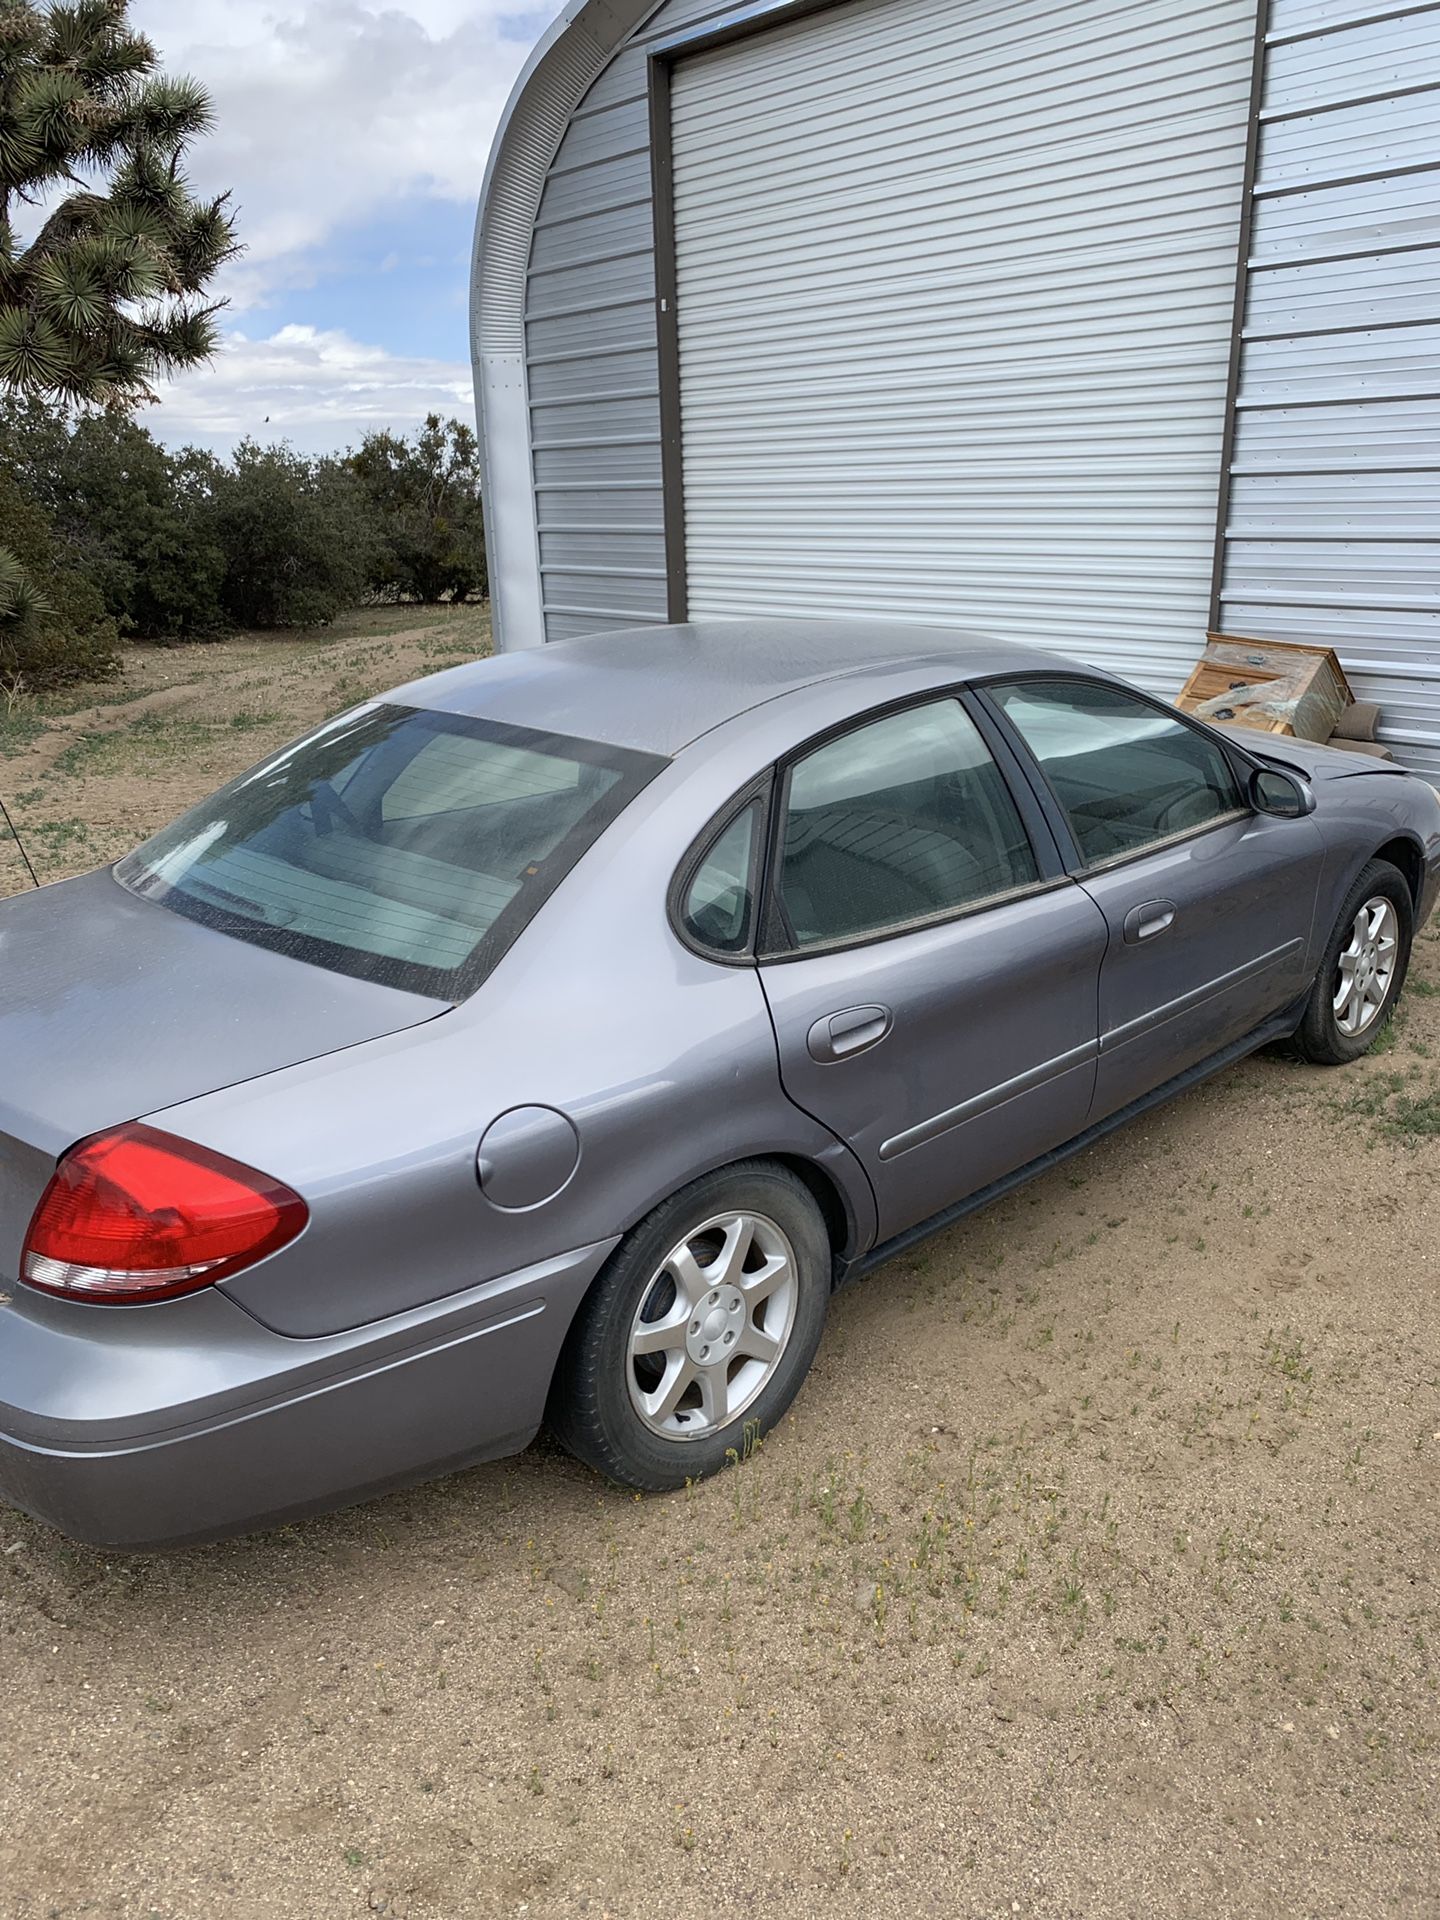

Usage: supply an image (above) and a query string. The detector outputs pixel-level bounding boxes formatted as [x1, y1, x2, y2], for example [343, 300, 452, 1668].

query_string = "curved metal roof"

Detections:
[471, 1, 665, 653]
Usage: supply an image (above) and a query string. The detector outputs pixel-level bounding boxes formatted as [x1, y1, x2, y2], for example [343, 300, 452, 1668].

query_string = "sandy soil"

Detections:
[1, 619, 1438, 1919]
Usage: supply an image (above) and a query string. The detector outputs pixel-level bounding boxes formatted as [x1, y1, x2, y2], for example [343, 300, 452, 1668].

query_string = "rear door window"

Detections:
[774, 699, 1040, 949]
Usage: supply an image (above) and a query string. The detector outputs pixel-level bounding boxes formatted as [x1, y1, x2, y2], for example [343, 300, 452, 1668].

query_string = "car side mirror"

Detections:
[1249, 766, 1313, 818]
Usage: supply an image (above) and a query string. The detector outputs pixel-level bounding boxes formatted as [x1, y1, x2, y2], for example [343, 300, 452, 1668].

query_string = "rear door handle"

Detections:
[806, 1004, 893, 1064]
[1124, 900, 1177, 945]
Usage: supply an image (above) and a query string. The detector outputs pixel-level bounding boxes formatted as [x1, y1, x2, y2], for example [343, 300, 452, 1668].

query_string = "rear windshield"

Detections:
[115, 704, 666, 1000]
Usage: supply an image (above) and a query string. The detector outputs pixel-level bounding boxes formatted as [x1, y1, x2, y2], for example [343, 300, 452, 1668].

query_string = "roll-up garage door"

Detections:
[668, 0, 1259, 692]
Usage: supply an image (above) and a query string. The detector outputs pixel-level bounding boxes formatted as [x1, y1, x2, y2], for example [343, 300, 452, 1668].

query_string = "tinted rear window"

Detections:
[116, 704, 665, 999]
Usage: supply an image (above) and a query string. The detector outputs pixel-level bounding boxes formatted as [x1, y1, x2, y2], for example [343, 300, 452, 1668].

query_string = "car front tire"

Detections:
[548, 1161, 832, 1491]
[1294, 857, 1413, 1066]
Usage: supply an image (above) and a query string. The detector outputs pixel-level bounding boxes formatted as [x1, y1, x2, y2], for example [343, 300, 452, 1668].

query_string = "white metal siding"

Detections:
[524, 0, 752, 642]
[668, 0, 1258, 691]
[1219, 0, 1440, 778]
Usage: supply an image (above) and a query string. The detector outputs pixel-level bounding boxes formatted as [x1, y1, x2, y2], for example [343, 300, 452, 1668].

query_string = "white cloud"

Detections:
[150, 325, 475, 452]
[131, 2, 541, 307]
[114, 3, 548, 446]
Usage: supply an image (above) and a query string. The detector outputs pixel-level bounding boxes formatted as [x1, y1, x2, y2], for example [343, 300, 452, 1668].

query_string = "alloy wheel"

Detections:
[626, 1211, 799, 1440]
[1333, 896, 1399, 1037]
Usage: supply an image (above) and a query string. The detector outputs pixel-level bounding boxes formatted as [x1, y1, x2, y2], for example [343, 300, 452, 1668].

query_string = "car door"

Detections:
[983, 675, 1327, 1123]
[748, 694, 1110, 1245]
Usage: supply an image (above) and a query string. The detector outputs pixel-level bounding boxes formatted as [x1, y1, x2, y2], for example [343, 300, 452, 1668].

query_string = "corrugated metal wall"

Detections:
[1218, 0, 1440, 778]
[526, 0, 744, 642]
[666, 0, 1259, 689]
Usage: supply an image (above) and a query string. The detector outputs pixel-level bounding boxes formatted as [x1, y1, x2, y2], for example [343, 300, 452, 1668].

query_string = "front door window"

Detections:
[988, 678, 1242, 868]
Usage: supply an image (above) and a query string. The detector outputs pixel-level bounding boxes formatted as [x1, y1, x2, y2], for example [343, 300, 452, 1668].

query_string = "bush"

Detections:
[207, 441, 377, 630]
[62, 418, 228, 639]
[0, 472, 120, 695]
[349, 414, 487, 605]
[1, 399, 228, 639]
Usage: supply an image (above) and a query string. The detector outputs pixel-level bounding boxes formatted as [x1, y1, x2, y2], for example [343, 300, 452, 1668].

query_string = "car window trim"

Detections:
[971, 670, 1256, 880]
[753, 684, 1068, 962]
[758, 870, 1079, 966]
[1066, 805, 1254, 876]
[758, 768, 800, 956]
[955, 686, 1071, 875]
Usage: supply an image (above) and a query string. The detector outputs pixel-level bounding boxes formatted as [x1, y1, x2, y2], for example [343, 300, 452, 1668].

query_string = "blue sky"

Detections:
[130, 1, 556, 453]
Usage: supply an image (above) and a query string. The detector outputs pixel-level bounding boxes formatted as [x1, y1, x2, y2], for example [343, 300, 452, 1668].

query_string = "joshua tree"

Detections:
[0, 1, 235, 696]
[0, 539, 49, 634]
[0, 0, 238, 407]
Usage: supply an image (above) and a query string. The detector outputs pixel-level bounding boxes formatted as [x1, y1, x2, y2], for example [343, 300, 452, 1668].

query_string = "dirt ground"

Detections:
[1, 615, 1438, 1920]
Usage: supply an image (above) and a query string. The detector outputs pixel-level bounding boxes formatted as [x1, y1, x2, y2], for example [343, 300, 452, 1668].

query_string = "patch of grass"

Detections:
[319, 602, 488, 646]
[35, 679, 165, 720]
[420, 649, 487, 674]
[0, 711, 46, 755]
[1337, 1067, 1440, 1146]
[1263, 1327, 1313, 1384]
[30, 817, 93, 854]
[1341, 1070, 1409, 1117]
[53, 713, 214, 780]
[326, 675, 398, 716]
[1370, 1007, 1406, 1055]
[1380, 1091, 1440, 1142]
[49, 731, 107, 779]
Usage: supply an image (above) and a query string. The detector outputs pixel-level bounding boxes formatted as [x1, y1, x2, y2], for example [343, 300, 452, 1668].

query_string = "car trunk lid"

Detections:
[0, 868, 446, 1282]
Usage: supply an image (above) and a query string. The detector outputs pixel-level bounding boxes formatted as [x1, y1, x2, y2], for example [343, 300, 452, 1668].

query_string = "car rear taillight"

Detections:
[21, 1123, 308, 1304]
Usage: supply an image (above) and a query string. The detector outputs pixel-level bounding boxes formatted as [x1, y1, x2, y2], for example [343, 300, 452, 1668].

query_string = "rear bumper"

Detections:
[0, 1239, 617, 1550]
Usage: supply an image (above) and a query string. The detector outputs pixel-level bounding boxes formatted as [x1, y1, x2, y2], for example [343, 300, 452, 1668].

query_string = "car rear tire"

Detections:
[1293, 858, 1413, 1066]
[548, 1161, 832, 1491]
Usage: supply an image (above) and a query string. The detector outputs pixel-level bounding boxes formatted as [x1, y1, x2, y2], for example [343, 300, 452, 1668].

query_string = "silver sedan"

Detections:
[2, 620, 1437, 1547]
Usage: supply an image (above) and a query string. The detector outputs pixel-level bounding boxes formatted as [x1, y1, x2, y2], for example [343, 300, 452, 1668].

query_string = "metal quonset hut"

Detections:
[472, 0, 1440, 777]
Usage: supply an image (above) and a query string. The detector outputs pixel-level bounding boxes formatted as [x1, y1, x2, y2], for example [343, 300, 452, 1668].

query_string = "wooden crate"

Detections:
[1176, 633, 1354, 742]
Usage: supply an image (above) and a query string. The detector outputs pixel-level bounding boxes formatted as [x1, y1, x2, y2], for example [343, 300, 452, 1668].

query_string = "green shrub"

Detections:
[0, 392, 490, 696]
[1, 399, 228, 640]
[56, 416, 229, 639]
[0, 472, 120, 694]
[207, 442, 376, 630]
[349, 414, 487, 606]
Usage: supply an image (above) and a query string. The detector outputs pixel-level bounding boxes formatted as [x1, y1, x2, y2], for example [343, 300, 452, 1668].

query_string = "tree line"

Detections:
[0, 402, 488, 695]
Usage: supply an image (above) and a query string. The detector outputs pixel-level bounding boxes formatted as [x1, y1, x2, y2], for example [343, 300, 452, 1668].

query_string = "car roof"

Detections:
[389, 618, 1076, 756]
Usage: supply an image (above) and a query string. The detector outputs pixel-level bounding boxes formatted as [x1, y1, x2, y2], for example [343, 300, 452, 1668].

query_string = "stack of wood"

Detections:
[1176, 633, 1392, 760]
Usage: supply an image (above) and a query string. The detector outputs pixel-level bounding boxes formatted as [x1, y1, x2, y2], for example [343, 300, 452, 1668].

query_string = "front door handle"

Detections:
[1124, 900, 1177, 945]
[806, 1004, 893, 1064]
